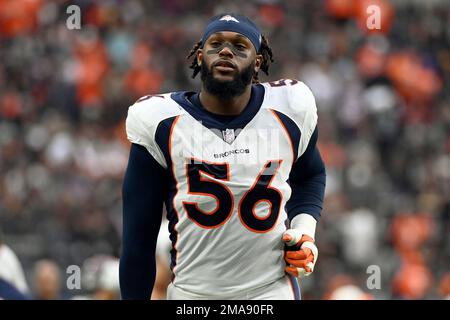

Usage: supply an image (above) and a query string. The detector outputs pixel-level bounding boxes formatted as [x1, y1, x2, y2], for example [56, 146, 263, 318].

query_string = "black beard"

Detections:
[200, 61, 254, 99]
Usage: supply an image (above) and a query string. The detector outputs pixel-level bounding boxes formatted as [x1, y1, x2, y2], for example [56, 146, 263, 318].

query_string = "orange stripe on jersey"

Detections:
[269, 109, 295, 165]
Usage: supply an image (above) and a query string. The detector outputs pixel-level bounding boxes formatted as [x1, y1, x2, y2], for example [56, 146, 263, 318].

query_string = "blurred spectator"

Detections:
[92, 258, 120, 300]
[338, 208, 378, 266]
[32, 259, 62, 300]
[391, 213, 434, 254]
[151, 218, 171, 300]
[71, 254, 120, 300]
[323, 274, 374, 300]
[438, 272, 450, 300]
[392, 262, 433, 299]
[151, 255, 171, 300]
[329, 285, 374, 300]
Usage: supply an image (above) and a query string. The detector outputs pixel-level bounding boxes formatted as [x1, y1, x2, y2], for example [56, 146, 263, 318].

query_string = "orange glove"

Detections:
[282, 230, 318, 278]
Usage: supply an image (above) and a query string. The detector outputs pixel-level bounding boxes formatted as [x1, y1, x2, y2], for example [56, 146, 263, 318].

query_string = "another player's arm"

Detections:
[120, 143, 167, 299]
[283, 127, 326, 277]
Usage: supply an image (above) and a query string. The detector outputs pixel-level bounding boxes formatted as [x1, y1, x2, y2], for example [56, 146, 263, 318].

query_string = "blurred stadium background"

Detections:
[0, 0, 449, 300]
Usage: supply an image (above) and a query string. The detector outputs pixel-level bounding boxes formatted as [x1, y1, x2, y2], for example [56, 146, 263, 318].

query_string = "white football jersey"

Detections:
[0, 244, 29, 295]
[126, 79, 317, 297]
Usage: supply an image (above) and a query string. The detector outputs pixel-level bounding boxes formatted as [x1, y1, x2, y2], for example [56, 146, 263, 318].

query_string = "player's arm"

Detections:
[283, 126, 326, 277]
[120, 143, 167, 299]
[0, 279, 31, 300]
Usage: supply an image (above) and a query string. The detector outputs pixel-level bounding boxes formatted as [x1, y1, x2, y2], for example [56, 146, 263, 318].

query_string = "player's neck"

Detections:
[199, 86, 252, 116]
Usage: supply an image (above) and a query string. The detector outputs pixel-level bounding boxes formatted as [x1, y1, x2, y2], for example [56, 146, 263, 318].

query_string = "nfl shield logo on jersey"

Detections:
[222, 128, 236, 144]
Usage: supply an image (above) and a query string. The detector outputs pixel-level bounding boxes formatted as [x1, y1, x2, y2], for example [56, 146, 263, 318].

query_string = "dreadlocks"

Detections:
[186, 34, 274, 84]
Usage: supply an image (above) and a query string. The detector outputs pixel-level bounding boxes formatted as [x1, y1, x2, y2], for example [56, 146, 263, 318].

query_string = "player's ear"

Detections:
[197, 49, 203, 66]
[254, 54, 263, 73]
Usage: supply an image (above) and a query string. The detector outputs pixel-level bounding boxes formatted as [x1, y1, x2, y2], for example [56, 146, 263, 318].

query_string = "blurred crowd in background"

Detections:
[0, 0, 449, 300]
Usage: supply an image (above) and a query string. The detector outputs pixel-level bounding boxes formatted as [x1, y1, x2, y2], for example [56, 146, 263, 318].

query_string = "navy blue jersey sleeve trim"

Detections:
[156, 116, 180, 280]
[155, 116, 178, 167]
[285, 127, 326, 221]
[288, 274, 301, 300]
[271, 109, 301, 161]
[120, 143, 167, 300]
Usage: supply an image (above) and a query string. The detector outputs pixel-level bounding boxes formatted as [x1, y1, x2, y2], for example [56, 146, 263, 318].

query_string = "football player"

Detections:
[120, 13, 326, 300]
[0, 237, 31, 300]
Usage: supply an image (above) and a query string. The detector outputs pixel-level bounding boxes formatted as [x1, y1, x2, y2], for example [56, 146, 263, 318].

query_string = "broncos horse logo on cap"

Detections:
[219, 15, 239, 23]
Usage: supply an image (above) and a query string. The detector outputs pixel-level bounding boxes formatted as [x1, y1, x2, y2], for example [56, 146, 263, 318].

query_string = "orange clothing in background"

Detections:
[0, 0, 42, 37]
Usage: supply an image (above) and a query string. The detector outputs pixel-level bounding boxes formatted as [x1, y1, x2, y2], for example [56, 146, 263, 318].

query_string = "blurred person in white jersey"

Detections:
[71, 255, 120, 300]
[0, 231, 30, 299]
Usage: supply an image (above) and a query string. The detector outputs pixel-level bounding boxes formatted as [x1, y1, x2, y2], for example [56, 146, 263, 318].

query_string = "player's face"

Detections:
[197, 31, 262, 98]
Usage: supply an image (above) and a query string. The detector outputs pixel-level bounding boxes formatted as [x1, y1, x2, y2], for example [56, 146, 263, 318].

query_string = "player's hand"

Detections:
[282, 229, 318, 278]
